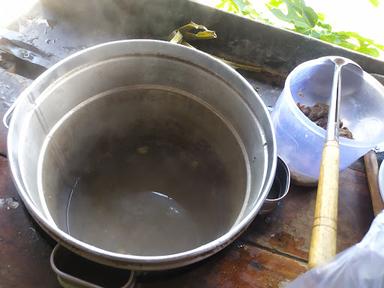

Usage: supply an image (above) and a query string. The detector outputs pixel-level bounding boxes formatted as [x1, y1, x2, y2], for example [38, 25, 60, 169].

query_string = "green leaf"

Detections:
[369, 0, 380, 7]
[358, 46, 380, 57]
[317, 12, 325, 21]
[232, 0, 249, 11]
[317, 21, 332, 31]
[302, 6, 318, 27]
[216, 0, 384, 58]
[216, 0, 226, 9]
[268, 0, 284, 8]
[268, 0, 317, 30]
[284, 0, 302, 11]
[269, 7, 292, 22]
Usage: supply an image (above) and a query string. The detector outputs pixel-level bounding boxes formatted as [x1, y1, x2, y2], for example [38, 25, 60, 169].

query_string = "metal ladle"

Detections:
[308, 57, 362, 268]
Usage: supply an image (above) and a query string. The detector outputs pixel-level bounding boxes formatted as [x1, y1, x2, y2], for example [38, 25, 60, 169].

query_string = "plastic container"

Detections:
[272, 57, 384, 185]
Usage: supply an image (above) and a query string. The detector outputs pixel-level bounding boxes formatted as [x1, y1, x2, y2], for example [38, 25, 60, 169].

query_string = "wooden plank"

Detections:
[0, 68, 31, 156]
[337, 168, 374, 251]
[139, 244, 306, 288]
[244, 167, 373, 261]
[12, 2, 126, 62]
[0, 156, 59, 288]
[242, 74, 283, 108]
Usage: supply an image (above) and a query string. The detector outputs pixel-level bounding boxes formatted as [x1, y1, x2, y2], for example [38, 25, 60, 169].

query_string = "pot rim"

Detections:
[8, 39, 277, 269]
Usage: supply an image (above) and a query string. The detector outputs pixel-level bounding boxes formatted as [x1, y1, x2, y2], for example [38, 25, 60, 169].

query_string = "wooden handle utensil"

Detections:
[364, 150, 384, 216]
[308, 58, 362, 268]
[308, 140, 339, 268]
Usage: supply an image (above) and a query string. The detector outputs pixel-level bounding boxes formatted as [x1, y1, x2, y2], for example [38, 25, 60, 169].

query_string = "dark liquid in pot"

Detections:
[43, 88, 248, 256]
[67, 136, 241, 255]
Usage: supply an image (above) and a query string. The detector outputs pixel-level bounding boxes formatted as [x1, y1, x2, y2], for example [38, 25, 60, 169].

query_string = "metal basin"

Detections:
[7, 40, 276, 270]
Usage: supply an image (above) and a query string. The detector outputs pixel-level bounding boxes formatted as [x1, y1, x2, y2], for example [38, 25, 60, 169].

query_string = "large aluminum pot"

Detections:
[7, 40, 276, 272]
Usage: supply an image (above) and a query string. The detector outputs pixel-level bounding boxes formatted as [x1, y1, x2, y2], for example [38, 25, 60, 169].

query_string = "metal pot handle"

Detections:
[50, 244, 136, 288]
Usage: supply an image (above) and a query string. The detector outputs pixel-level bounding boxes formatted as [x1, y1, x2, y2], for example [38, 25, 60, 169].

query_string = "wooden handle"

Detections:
[308, 140, 339, 268]
[364, 150, 384, 216]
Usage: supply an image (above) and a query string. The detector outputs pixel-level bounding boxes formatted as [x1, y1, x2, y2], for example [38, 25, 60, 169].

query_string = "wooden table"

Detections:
[0, 122, 373, 288]
[0, 2, 375, 287]
[0, 59, 374, 288]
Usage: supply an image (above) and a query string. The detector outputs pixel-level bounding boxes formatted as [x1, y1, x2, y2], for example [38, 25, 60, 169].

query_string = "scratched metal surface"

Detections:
[0, 0, 378, 287]
[0, 69, 31, 156]
[245, 168, 373, 262]
[0, 156, 59, 288]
